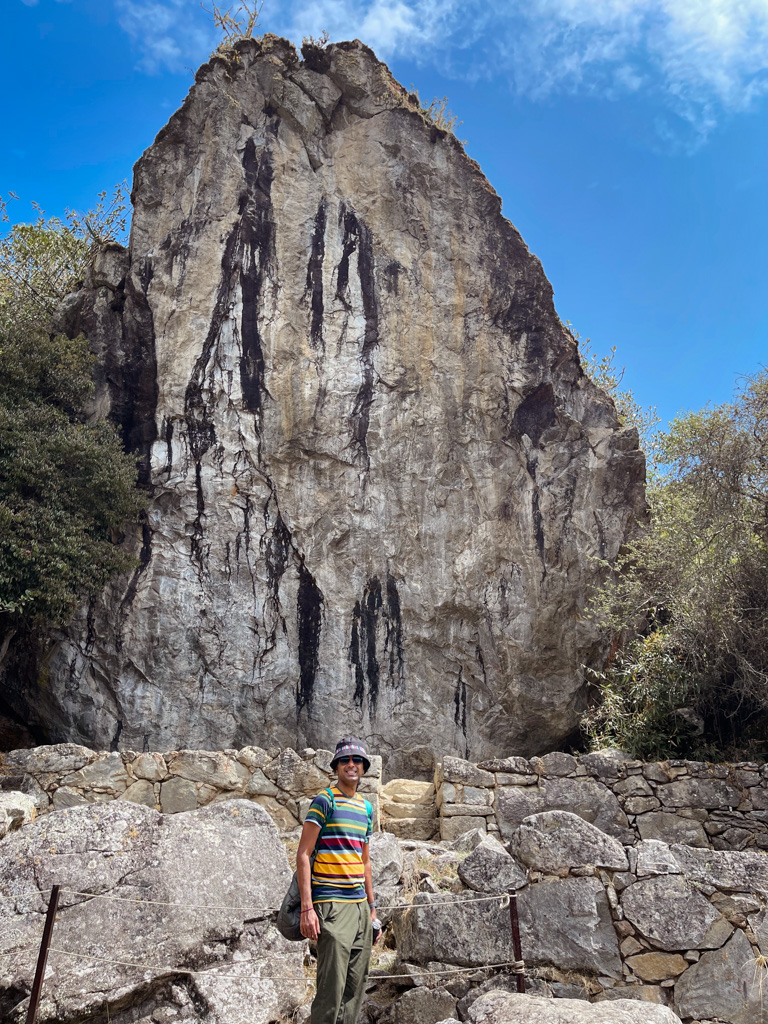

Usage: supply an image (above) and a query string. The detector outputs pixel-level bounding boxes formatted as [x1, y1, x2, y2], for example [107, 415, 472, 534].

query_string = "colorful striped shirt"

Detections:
[305, 786, 372, 903]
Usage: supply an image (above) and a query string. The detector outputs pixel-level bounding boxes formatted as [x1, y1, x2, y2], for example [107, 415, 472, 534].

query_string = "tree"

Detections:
[584, 361, 768, 760]
[0, 190, 142, 660]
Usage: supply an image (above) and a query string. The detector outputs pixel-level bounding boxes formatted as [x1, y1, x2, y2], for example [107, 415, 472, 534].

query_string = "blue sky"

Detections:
[4, 0, 768, 428]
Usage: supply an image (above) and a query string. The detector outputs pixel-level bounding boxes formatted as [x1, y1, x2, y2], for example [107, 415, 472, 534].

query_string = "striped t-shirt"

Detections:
[305, 786, 372, 903]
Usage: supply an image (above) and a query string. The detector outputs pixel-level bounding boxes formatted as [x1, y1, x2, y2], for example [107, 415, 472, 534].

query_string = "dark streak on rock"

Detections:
[190, 462, 207, 572]
[454, 669, 468, 755]
[384, 573, 404, 688]
[513, 382, 557, 447]
[350, 573, 404, 715]
[239, 135, 276, 419]
[306, 199, 326, 351]
[337, 204, 379, 469]
[116, 515, 153, 651]
[296, 561, 324, 712]
[110, 718, 123, 753]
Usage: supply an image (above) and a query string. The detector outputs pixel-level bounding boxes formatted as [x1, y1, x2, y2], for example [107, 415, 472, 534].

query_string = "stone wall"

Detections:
[0, 743, 381, 834]
[436, 750, 768, 850]
[392, 812, 768, 1022]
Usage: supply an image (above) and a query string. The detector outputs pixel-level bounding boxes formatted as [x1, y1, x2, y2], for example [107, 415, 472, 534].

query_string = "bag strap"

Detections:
[310, 787, 336, 863]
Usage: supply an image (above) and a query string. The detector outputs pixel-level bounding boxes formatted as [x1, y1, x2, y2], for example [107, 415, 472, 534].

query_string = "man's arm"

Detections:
[296, 820, 321, 941]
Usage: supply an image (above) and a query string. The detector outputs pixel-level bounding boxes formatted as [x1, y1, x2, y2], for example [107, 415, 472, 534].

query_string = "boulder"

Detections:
[674, 926, 766, 1024]
[461, 989, 682, 1023]
[395, 876, 621, 977]
[379, 986, 457, 1024]
[457, 835, 528, 893]
[496, 777, 629, 841]
[9, 35, 644, 762]
[510, 810, 628, 873]
[620, 875, 729, 950]
[369, 830, 405, 889]
[0, 800, 307, 1023]
[2, 743, 94, 776]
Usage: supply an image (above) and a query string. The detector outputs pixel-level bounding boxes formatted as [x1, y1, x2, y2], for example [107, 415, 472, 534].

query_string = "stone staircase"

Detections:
[379, 779, 438, 840]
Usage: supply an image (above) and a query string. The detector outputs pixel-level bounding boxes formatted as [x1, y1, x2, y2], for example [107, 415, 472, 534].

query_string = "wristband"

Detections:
[368, 902, 376, 908]
[300, 909, 314, 914]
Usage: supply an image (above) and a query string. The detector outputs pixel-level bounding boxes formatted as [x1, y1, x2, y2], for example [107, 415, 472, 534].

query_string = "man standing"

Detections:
[297, 737, 379, 1024]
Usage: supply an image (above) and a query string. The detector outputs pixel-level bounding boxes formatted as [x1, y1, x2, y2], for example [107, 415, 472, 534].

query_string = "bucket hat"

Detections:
[330, 737, 371, 773]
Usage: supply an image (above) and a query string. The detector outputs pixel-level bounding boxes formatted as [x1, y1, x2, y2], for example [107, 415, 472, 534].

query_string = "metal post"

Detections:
[26, 884, 60, 1024]
[507, 888, 525, 994]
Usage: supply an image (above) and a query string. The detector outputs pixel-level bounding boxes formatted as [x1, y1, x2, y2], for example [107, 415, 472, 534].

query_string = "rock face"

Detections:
[0, 800, 308, 1023]
[7, 36, 644, 765]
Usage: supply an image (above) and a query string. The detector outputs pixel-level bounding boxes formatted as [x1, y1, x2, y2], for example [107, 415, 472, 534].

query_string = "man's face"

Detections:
[335, 756, 365, 786]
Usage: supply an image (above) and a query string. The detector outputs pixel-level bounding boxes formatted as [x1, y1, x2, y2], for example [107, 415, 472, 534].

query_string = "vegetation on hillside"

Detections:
[0, 189, 142, 659]
[581, 336, 768, 761]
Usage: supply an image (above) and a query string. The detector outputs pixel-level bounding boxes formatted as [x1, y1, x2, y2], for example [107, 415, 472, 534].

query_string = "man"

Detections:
[297, 737, 380, 1024]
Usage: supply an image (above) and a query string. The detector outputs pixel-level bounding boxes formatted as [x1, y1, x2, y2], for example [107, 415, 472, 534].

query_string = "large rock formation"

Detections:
[6, 36, 644, 768]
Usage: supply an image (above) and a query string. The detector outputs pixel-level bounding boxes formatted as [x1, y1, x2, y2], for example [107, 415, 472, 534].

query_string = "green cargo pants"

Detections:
[310, 900, 373, 1024]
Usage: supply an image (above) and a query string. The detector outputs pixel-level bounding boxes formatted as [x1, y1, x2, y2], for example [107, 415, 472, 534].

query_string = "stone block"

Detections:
[615, 776, 653, 797]
[635, 811, 708, 847]
[624, 796, 660, 815]
[236, 746, 271, 769]
[440, 815, 486, 841]
[674, 927, 765, 1023]
[61, 752, 130, 794]
[438, 757, 494, 788]
[160, 777, 199, 813]
[496, 776, 629, 841]
[120, 780, 157, 808]
[440, 803, 492, 816]
[621, 875, 726, 950]
[245, 769, 279, 797]
[635, 840, 681, 877]
[383, 817, 439, 841]
[458, 835, 527, 893]
[538, 752, 577, 776]
[166, 750, 248, 790]
[52, 786, 99, 810]
[476, 757, 532, 774]
[3, 743, 95, 775]
[658, 778, 740, 810]
[466, 991, 681, 1022]
[381, 779, 435, 804]
[130, 753, 167, 782]
[382, 802, 436, 819]
[670, 843, 768, 892]
[511, 810, 628, 873]
[625, 952, 687, 983]
[643, 763, 671, 783]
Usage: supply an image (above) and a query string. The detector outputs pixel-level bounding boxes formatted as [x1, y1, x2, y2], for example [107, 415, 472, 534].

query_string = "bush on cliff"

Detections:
[0, 192, 142, 650]
[585, 361, 768, 760]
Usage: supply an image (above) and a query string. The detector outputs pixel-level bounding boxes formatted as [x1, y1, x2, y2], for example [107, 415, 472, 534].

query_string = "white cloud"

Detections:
[20, 0, 40, 7]
[115, 0, 216, 73]
[112, 0, 768, 136]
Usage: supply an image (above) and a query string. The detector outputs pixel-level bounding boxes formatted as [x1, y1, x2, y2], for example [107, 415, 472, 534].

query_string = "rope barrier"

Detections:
[0, 889, 52, 901]
[55, 888, 509, 913]
[46, 946, 526, 983]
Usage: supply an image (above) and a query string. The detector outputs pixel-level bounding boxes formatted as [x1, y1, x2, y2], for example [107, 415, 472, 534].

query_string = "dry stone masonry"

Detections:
[0, 742, 381, 835]
[2, 35, 645, 767]
[4, 744, 768, 1022]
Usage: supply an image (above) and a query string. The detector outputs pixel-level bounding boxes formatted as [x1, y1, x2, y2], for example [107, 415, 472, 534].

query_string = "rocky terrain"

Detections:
[1, 35, 645, 768]
[3, 774, 767, 1023]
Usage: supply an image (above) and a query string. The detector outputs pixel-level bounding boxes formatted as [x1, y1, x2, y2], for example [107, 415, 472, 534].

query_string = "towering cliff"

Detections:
[7, 36, 644, 773]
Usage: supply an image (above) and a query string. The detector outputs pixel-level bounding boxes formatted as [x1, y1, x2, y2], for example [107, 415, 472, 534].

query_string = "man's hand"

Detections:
[300, 906, 321, 941]
[371, 909, 382, 944]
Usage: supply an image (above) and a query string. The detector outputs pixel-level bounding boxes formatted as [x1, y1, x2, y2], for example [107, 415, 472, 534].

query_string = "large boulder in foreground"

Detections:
[5, 34, 644, 766]
[0, 800, 307, 1023]
[460, 989, 682, 1023]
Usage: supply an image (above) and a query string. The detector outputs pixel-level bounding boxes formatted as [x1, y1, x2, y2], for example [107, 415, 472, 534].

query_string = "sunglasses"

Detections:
[337, 756, 364, 765]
